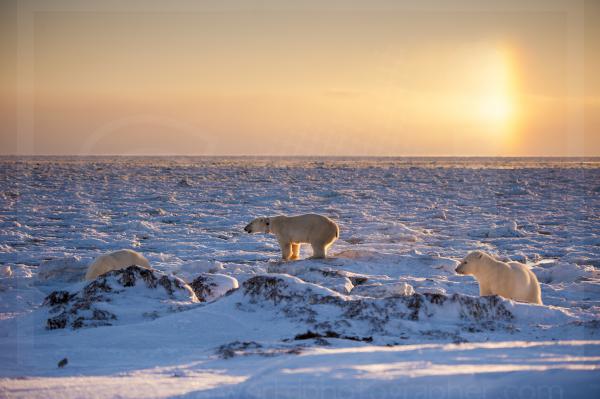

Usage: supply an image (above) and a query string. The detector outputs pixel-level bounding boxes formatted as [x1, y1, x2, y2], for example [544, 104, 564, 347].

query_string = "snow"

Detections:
[1, 156, 599, 398]
[36, 256, 89, 283]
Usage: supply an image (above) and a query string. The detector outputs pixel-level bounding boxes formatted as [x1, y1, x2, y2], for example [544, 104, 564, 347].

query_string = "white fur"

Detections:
[85, 249, 151, 280]
[456, 250, 542, 304]
[244, 214, 339, 260]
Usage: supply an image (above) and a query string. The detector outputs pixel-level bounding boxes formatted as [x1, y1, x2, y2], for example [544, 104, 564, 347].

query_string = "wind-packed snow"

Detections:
[1, 156, 599, 398]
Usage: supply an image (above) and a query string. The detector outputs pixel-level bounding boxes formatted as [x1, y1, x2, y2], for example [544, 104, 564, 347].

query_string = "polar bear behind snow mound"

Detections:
[456, 250, 542, 304]
[85, 249, 151, 280]
[244, 214, 339, 260]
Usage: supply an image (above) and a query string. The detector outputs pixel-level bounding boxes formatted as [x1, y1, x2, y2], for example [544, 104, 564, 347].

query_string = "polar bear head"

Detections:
[244, 217, 271, 234]
[455, 250, 491, 275]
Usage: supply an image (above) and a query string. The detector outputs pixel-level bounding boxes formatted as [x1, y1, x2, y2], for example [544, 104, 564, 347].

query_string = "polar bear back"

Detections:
[271, 214, 338, 244]
[85, 249, 151, 280]
[497, 262, 542, 304]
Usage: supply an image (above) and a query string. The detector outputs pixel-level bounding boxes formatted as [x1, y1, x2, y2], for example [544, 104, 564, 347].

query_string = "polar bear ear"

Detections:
[477, 252, 483, 259]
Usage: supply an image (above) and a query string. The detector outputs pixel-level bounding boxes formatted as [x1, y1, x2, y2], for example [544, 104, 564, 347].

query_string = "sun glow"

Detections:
[479, 93, 513, 125]
[475, 47, 517, 132]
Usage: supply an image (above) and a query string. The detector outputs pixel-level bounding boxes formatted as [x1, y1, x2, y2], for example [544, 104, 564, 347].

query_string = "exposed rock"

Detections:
[43, 266, 198, 330]
[189, 273, 239, 302]
[178, 177, 192, 187]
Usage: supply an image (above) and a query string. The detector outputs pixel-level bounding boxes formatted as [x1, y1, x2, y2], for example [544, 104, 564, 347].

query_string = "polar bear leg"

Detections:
[479, 284, 493, 296]
[309, 242, 327, 259]
[280, 241, 293, 261]
[291, 244, 300, 260]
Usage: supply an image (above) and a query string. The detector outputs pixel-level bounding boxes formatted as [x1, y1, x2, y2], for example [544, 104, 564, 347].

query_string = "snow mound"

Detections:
[533, 262, 600, 284]
[172, 260, 225, 282]
[352, 281, 415, 297]
[1, 265, 12, 277]
[362, 222, 427, 243]
[496, 183, 534, 196]
[469, 221, 524, 238]
[42, 266, 198, 330]
[240, 274, 517, 342]
[268, 263, 369, 294]
[334, 249, 380, 260]
[189, 273, 239, 302]
[422, 208, 448, 220]
[36, 256, 89, 283]
[142, 207, 167, 216]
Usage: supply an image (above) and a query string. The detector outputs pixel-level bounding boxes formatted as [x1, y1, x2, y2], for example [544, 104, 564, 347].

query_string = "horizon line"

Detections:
[1, 154, 599, 159]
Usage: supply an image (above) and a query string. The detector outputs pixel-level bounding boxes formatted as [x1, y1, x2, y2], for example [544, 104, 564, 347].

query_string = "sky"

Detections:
[1, 0, 599, 156]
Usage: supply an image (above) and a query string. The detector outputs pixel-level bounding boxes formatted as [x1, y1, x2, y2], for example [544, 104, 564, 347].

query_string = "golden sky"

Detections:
[1, 0, 599, 156]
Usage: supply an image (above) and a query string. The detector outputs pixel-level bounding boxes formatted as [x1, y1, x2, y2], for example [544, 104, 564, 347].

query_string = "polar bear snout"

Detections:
[244, 217, 270, 234]
[456, 259, 476, 275]
[455, 262, 467, 274]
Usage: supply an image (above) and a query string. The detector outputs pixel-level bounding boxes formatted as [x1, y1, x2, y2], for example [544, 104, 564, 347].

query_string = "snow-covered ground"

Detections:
[1, 156, 599, 398]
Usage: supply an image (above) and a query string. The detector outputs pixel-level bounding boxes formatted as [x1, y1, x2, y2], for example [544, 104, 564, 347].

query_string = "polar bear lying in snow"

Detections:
[85, 249, 151, 280]
[456, 250, 542, 304]
[244, 214, 339, 260]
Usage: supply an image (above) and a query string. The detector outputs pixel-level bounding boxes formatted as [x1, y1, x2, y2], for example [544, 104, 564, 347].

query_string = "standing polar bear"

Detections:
[244, 214, 339, 260]
[455, 250, 542, 304]
[85, 249, 151, 280]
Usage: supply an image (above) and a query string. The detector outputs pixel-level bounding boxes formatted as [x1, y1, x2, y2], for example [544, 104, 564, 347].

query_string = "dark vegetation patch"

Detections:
[43, 266, 194, 330]
[293, 330, 373, 343]
[240, 275, 515, 339]
[216, 341, 303, 359]
[189, 275, 218, 302]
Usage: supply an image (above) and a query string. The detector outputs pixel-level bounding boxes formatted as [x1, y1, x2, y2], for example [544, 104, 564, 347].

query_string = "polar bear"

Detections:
[455, 250, 542, 304]
[244, 214, 339, 260]
[85, 249, 151, 280]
